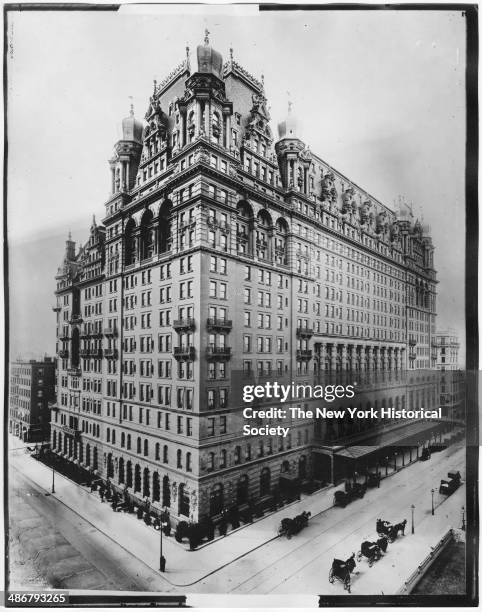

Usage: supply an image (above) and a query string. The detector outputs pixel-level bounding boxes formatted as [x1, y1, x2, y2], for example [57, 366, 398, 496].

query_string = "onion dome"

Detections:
[196, 29, 223, 78]
[278, 101, 300, 140]
[122, 104, 143, 144]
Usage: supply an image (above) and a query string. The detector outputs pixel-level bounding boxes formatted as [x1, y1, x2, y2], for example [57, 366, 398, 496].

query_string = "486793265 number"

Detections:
[6, 592, 68, 606]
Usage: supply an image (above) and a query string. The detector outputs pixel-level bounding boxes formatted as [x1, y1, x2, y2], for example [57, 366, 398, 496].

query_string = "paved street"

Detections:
[8, 434, 466, 597]
[8, 450, 173, 592]
[188, 442, 466, 598]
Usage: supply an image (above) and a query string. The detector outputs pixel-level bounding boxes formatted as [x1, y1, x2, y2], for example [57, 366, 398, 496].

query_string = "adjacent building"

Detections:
[50, 35, 441, 522]
[9, 357, 56, 442]
[432, 329, 465, 422]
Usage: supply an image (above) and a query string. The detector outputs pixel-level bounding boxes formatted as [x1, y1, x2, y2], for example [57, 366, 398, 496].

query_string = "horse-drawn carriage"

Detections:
[334, 482, 367, 508]
[356, 537, 388, 567]
[439, 470, 461, 495]
[278, 511, 311, 538]
[376, 518, 407, 542]
[328, 553, 356, 592]
[420, 447, 431, 461]
[367, 472, 381, 488]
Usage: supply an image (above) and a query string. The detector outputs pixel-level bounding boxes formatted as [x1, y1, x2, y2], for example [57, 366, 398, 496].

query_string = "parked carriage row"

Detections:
[329, 517, 407, 592]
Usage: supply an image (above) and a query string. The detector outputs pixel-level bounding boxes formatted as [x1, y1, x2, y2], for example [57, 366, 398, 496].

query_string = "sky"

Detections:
[6, 6, 467, 363]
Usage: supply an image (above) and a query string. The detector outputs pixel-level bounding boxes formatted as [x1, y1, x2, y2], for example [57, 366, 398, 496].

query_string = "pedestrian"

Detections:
[100, 487, 105, 503]
[160, 555, 166, 573]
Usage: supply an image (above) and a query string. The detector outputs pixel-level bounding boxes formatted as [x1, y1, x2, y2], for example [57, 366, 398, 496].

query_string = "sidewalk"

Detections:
[8, 434, 465, 589]
[9, 448, 344, 587]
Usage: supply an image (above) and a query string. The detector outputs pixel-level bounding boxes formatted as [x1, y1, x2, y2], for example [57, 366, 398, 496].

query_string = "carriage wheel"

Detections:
[368, 558, 374, 568]
[277, 526, 284, 537]
[356, 551, 362, 562]
[328, 568, 334, 584]
[344, 576, 351, 593]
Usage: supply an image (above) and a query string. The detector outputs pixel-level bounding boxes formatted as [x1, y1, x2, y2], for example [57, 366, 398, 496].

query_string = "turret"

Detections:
[109, 105, 144, 194]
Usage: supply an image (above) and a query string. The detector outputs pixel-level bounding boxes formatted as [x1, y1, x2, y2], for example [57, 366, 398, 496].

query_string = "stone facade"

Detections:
[51, 36, 439, 523]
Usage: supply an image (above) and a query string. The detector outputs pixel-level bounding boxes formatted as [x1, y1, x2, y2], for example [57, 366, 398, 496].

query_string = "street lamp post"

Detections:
[402, 449, 405, 467]
[461, 506, 466, 531]
[411, 504, 415, 534]
[431, 488, 435, 515]
[394, 452, 398, 471]
[160, 509, 169, 572]
[385, 456, 389, 477]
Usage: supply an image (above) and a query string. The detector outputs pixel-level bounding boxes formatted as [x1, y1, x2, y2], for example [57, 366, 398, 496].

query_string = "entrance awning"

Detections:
[335, 420, 442, 461]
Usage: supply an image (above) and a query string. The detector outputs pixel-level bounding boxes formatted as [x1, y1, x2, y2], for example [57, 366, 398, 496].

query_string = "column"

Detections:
[204, 101, 210, 137]
[341, 344, 348, 371]
[319, 343, 327, 373]
[196, 101, 202, 137]
[330, 344, 337, 372]
[126, 160, 130, 191]
[111, 167, 116, 194]
[350, 345, 357, 371]
[368, 346, 374, 370]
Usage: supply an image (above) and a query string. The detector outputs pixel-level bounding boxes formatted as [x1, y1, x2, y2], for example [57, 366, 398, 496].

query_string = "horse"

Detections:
[388, 519, 407, 540]
[376, 536, 389, 553]
[329, 553, 356, 592]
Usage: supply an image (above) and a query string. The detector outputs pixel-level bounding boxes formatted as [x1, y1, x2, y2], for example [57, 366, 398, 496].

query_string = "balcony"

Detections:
[296, 327, 314, 338]
[173, 318, 195, 331]
[104, 327, 118, 337]
[174, 346, 196, 360]
[52, 305, 61, 313]
[48, 401, 59, 412]
[90, 348, 103, 358]
[207, 318, 233, 331]
[80, 348, 90, 357]
[69, 314, 83, 325]
[104, 348, 119, 359]
[206, 346, 231, 360]
[409, 338, 417, 347]
[296, 349, 313, 361]
[58, 350, 69, 358]
[409, 352, 416, 360]
[67, 367, 81, 377]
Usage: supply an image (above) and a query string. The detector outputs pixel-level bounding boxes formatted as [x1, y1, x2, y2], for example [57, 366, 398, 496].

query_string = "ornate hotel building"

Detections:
[51, 35, 440, 522]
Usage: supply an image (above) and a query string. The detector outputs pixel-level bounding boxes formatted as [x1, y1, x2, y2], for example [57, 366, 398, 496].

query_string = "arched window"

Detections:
[126, 460, 133, 488]
[134, 464, 141, 492]
[85, 442, 90, 466]
[163, 445, 169, 463]
[107, 453, 114, 478]
[124, 219, 136, 266]
[155, 443, 160, 460]
[158, 200, 173, 253]
[143, 467, 150, 497]
[121, 432, 125, 448]
[140, 209, 154, 260]
[179, 483, 190, 516]
[152, 472, 160, 502]
[212, 112, 221, 142]
[118, 457, 125, 484]
[186, 452, 192, 472]
[236, 475, 249, 504]
[260, 467, 270, 496]
[177, 449, 182, 469]
[236, 202, 254, 256]
[210, 483, 224, 516]
[256, 210, 272, 260]
[144, 439, 149, 457]
[93, 447, 98, 470]
[162, 475, 171, 507]
[127, 434, 131, 450]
